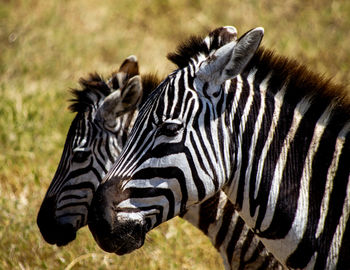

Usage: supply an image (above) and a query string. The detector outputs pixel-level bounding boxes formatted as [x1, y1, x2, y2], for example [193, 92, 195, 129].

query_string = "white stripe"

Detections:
[220, 212, 239, 266]
[209, 94, 227, 184]
[229, 76, 244, 133]
[209, 193, 231, 269]
[254, 85, 287, 200]
[325, 122, 350, 268]
[258, 104, 339, 265]
[186, 101, 214, 181]
[316, 122, 350, 238]
[222, 80, 233, 178]
[277, 105, 332, 264]
[225, 71, 256, 202]
[261, 97, 311, 231]
[169, 73, 180, 117]
[241, 73, 270, 222]
[106, 107, 154, 179]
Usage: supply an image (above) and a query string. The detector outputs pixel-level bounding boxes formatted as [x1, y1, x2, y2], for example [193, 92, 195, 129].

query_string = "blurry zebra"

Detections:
[89, 26, 350, 269]
[37, 51, 283, 268]
[37, 55, 144, 245]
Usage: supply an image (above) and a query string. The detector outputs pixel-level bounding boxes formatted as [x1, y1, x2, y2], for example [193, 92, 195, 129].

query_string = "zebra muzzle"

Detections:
[88, 176, 147, 254]
[37, 196, 78, 246]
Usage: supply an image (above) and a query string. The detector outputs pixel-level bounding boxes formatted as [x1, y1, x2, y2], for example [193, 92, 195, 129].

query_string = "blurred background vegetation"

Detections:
[1, 0, 350, 269]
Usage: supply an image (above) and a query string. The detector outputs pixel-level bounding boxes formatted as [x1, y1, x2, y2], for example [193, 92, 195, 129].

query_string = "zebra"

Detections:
[37, 55, 144, 246]
[88, 26, 350, 269]
[37, 28, 283, 269]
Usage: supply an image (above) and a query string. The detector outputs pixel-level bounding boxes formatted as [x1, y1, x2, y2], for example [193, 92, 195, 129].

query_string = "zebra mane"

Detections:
[167, 34, 209, 68]
[69, 72, 162, 113]
[245, 47, 350, 113]
[140, 73, 163, 104]
[69, 73, 111, 113]
[168, 34, 350, 114]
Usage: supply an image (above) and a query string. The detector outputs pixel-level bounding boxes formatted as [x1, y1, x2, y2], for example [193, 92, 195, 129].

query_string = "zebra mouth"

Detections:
[88, 215, 147, 255]
[113, 222, 147, 255]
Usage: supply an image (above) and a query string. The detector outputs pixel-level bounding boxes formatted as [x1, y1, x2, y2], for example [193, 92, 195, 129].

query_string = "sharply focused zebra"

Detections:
[89, 26, 350, 269]
[36, 43, 283, 269]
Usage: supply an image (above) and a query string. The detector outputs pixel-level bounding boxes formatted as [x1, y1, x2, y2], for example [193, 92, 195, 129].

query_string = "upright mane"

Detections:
[168, 34, 350, 116]
[244, 47, 350, 114]
[167, 34, 208, 69]
[69, 73, 111, 113]
[167, 26, 239, 69]
[140, 73, 163, 104]
[69, 72, 163, 114]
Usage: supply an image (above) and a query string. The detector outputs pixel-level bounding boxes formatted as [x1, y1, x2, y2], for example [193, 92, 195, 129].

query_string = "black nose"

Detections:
[37, 196, 77, 246]
[88, 177, 146, 255]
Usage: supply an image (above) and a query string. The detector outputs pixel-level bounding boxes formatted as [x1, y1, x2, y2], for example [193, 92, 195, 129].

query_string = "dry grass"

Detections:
[1, 0, 350, 269]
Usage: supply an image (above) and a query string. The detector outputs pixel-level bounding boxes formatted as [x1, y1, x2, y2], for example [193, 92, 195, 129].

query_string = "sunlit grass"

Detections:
[1, 0, 350, 269]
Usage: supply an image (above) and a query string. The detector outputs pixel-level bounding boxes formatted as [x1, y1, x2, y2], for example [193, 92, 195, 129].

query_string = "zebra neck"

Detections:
[220, 63, 350, 268]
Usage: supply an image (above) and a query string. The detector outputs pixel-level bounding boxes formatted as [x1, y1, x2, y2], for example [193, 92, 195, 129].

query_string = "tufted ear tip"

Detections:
[255, 27, 264, 35]
[118, 55, 139, 79]
[222, 26, 238, 37]
[108, 55, 140, 90]
[125, 55, 138, 63]
[248, 27, 264, 41]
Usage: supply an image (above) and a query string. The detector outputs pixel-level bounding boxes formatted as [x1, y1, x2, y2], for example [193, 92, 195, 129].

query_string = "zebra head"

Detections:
[37, 56, 143, 246]
[88, 27, 264, 255]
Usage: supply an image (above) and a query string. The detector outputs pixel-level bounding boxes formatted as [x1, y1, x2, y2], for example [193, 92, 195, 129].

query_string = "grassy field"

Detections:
[1, 0, 350, 269]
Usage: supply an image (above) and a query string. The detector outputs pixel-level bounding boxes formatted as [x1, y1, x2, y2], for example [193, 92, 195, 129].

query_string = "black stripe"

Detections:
[58, 194, 88, 202]
[261, 100, 326, 240]
[336, 205, 350, 270]
[105, 134, 115, 163]
[238, 230, 255, 265]
[285, 115, 344, 267]
[226, 216, 245, 265]
[125, 187, 174, 221]
[253, 93, 297, 231]
[60, 181, 96, 194]
[132, 167, 188, 215]
[165, 76, 176, 117]
[214, 200, 235, 249]
[96, 136, 107, 163]
[248, 91, 275, 217]
[204, 102, 219, 190]
[313, 134, 350, 269]
[189, 132, 211, 179]
[236, 82, 261, 210]
[198, 193, 220, 234]
[230, 76, 250, 210]
[56, 201, 90, 211]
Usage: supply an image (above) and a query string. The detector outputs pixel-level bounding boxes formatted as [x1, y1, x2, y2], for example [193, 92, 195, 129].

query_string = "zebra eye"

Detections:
[72, 150, 91, 163]
[158, 121, 183, 137]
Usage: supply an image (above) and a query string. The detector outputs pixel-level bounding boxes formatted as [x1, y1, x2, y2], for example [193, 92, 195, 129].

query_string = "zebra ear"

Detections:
[196, 27, 264, 86]
[97, 76, 142, 130]
[108, 55, 139, 90]
[119, 75, 143, 111]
